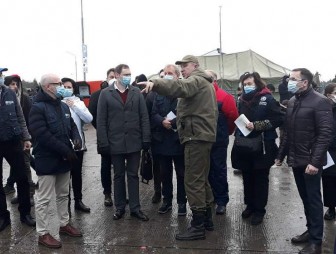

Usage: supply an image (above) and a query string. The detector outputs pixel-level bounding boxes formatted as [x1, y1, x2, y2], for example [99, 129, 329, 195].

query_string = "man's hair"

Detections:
[164, 64, 180, 77]
[106, 68, 115, 77]
[292, 68, 313, 85]
[267, 83, 275, 92]
[40, 74, 58, 87]
[324, 83, 336, 96]
[240, 72, 266, 90]
[115, 64, 129, 74]
[205, 70, 217, 81]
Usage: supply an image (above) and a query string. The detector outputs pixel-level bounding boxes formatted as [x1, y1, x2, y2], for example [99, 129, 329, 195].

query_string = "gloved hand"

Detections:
[73, 139, 82, 150]
[66, 151, 78, 164]
[97, 146, 110, 156]
[142, 142, 151, 152]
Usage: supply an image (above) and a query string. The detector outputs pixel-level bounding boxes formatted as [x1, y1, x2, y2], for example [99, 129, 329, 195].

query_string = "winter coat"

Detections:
[277, 87, 333, 169]
[151, 95, 183, 156]
[0, 85, 30, 142]
[213, 81, 238, 146]
[151, 68, 218, 144]
[29, 89, 81, 175]
[62, 95, 92, 150]
[96, 85, 151, 154]
[324, 103, 336, 176]
[231, 88, 284, 170]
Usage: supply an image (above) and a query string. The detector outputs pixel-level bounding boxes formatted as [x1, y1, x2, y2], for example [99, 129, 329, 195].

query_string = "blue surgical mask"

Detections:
[55, 86, 65, 98]
[287, 80, 299, 93]
[121, 76, 131, 87]
[63, 88, 73, 98]
[244, 85, 256, 94]
[164, 75, 174, 80]
[0, 77, 4, 85]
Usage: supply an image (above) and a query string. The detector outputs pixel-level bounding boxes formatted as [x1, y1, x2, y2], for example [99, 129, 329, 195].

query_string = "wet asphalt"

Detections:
[0, 124, 335, 254]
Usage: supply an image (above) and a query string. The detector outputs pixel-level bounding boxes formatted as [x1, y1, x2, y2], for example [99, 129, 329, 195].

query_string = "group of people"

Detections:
[0, 57, 335, 253]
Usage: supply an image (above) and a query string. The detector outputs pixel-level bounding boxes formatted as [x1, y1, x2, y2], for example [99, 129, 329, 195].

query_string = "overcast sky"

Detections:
[1, 0, 335, 82]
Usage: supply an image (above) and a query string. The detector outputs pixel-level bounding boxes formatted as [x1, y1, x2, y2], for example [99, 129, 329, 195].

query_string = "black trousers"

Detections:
[242, 167, 270, 216]
[0, 140, 31, 218]
[152, 153, 161, 196]
[322, 174, 336, 207]
[111, 152, 141, 213]
[159, 154, 186, 205]
[70, 150, 84, 200]
[100, 153, 112, 195]
[293, 167, 323, 245]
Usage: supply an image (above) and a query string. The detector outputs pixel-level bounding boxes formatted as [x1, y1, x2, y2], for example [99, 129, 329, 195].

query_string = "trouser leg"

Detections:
[0, 149, 9, 219]
[242, 167, 254, 209]
[152, 153, 161, 195]
[35, 174, 56, 236]
[100, 154, 112, 195]
[111, 154, 126, 211]
[55, 171, 71, 227]
[159, 155, 173, 204]
[173, 155, 187, 204]
[322, 175, 336, 207]
[184, 141, 213, 212]
[253, 167, 270, 215]
[126, 152, 141, 213]
[71, 151, 84, 200]
[293, 167, 323, 245]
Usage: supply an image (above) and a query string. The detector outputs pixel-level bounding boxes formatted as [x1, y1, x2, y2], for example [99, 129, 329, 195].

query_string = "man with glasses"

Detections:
[97, 64, 151, 222]
[0, 67, 36, 232]
[276, 68, 332, 254]
[29, 74, 82, 248]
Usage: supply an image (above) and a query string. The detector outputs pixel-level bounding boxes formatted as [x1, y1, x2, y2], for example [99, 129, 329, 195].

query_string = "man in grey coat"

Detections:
[97, 64, 151, 221]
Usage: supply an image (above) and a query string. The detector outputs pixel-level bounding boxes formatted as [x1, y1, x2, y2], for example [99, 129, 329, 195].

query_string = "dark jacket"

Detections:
[231, 88, 284, 169]
[278, 76, 293, 103]
[151, 95, 183, 156]
[29, 89, 81, 175]
[96, 85, 151, 154]
[88, 89, 101, 129]
[324, 103, 336, 176]
[277, 87, 333, 168]
[151, 69, 218, 144]
[0, 85, 31, 142]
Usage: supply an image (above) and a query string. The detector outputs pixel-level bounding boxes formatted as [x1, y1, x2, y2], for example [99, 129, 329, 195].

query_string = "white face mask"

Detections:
[287, 80, 299, 93]
[108, 78, 116, 86]
[330, 94, 336, 103]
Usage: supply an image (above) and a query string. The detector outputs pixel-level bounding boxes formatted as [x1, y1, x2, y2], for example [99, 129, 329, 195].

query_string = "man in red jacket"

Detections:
[205, 70, 238, 215]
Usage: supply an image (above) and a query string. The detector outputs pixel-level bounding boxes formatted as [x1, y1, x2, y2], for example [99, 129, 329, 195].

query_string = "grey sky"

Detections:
[1, 0, 335, 82]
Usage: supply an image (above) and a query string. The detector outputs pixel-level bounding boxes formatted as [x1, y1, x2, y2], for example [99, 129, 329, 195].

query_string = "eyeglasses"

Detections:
[49, 82, 62, 86]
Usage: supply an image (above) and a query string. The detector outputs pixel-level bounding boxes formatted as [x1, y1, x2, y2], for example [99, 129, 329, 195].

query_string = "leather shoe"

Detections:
[291, 230, 309, 244]
[38, 233, 62, 248]
[59, 224, 82, 237]
[151, 193, 161, 204]
[324, 208, 335, 220]
[216, 205, 226, 215]
[242, 206, 254, 218]
[104, 194, 113, 207]
[113, 209, 125, 220]
[75, 200, 90, 213]
[130, 210, 149, 221]
[20, 214, 36, 227]
[299, 243, 321, 254]
[0, 217, 10, 232]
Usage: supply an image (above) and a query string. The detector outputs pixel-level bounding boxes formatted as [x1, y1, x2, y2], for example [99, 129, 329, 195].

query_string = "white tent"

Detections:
[197, 49, 290, 81]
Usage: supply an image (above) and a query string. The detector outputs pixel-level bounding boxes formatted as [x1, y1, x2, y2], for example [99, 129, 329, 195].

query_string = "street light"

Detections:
[66, 51, 78, 81]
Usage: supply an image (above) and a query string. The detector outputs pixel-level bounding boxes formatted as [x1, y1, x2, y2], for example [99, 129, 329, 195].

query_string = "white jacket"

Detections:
[62, 95, 93, 150]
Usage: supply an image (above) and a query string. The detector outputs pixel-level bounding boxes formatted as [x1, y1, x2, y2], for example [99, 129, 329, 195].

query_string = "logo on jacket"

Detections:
[65, 113, 71, 118]
[5, 100, 14, 105]
[259, 96, 267, 106]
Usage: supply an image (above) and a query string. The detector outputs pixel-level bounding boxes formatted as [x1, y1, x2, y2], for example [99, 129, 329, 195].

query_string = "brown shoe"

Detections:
[59, 224, 82, 237]
[38, 233, 62, 248]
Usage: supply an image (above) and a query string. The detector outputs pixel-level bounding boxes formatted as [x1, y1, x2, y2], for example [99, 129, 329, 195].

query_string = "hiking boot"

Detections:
[158, 202, 172, 214]
[175, 210, 206, 241]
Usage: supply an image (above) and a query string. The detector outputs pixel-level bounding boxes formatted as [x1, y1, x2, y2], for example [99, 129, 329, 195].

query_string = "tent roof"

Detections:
[197, 49, 290, 81]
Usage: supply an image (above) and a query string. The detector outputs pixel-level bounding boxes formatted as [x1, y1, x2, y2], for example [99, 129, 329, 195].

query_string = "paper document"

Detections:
[234, 114, 252, 136]
[166, 111, 176, 121]
[323, 152, 335, 170]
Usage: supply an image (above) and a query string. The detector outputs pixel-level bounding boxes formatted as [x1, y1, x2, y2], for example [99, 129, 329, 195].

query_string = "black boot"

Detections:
[204, 206, 214, 231]
[75, 200, 91, 213]
[175, 210, 206, 241]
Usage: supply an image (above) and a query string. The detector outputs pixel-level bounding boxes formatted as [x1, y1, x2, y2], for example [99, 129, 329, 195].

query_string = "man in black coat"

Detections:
[0, 67, 35, 232]
[3, 75, 36, 204]
[276, 68, 333, 254]
[88, 67, 115, 207]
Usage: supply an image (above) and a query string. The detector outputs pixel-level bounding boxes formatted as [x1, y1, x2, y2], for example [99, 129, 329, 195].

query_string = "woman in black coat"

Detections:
[322, 83, 336, 220]
[231, 72, 284, 225]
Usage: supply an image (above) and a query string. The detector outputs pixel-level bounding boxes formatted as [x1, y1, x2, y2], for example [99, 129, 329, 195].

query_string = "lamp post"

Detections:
[81, 0, 87, 81]
[66, 51, 78, 81]
[219, 5, 224, 79]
